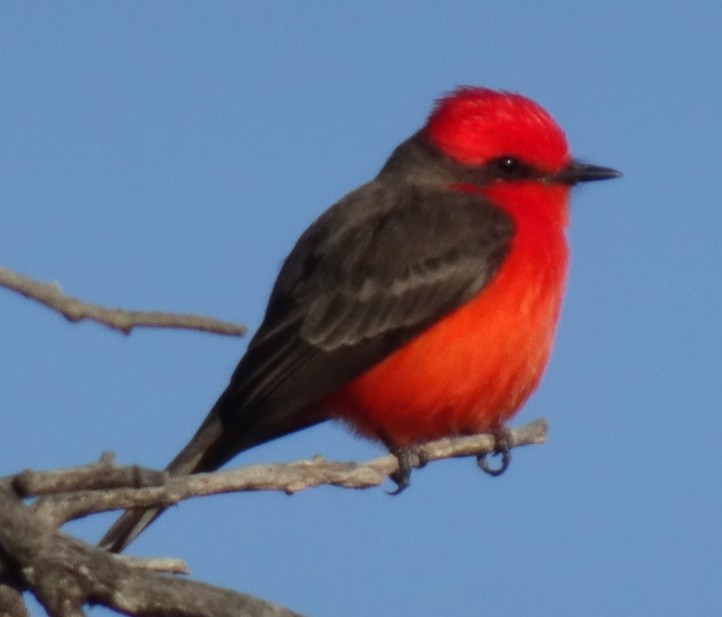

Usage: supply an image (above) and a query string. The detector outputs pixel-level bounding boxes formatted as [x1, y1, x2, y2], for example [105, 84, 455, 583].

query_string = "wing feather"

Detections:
[215, 181, 513, 443]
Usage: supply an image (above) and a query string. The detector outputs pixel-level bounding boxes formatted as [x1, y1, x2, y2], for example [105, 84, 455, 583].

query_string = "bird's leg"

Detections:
[387, 445, 428, 495]
[476, 425, 512, 477]
[379, 430, 428, 495]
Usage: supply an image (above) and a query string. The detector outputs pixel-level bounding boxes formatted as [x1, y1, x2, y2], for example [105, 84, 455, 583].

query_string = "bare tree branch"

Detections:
[0, 266, 246, 336]
[0, 419, 546, 616]
[0, 486, 304, 617]
[0, 580, 28, 617]
[9, 419, 547, 528]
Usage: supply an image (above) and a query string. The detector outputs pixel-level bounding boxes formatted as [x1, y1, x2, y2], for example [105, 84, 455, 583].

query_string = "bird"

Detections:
[100, 86, 620, 552]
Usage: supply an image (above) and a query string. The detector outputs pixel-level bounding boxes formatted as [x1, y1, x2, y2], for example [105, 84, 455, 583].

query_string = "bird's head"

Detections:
[424, 87, 619, 185]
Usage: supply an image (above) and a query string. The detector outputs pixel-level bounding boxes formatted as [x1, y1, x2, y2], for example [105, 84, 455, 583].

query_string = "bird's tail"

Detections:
[98, 401, 243, 553]
[99, 377, 326, 554]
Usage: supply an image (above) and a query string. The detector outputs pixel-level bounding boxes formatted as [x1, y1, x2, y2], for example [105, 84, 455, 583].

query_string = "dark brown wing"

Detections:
[212, 179, 513, 457]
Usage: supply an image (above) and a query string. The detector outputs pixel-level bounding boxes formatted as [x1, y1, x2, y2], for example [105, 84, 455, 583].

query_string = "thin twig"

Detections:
[112, 555, 190, 575]
[11, 419, 547, 526]
[0, 266, 246, 336]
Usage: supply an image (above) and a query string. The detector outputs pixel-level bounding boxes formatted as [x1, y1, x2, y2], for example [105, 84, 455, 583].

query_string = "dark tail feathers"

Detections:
[98, 411, 230, 553]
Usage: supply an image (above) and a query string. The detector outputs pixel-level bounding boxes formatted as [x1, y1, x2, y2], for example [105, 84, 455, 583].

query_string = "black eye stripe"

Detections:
[498, 157, 519, 171]
[490, 156, 534, 180]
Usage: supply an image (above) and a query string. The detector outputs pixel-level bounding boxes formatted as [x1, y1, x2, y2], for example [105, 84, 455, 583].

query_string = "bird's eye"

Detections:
[495, 157, 521, 175]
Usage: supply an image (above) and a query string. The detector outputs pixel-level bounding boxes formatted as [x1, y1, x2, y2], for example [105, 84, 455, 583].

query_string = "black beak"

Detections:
[554, 160, 622, 185]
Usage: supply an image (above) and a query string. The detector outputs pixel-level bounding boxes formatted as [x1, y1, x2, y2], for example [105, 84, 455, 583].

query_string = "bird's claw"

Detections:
[388, 446, 426, 495]
[477, 426, 512, 477]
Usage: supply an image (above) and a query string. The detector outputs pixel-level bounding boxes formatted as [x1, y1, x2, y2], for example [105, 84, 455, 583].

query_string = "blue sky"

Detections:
[2, 3, 721, 616]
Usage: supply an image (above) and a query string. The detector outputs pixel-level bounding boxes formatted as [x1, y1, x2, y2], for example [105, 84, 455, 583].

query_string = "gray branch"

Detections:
[0, 265, 246, 336]
[13, 419, 547, 525]
[0, 486, 303, 617]
[0, 420, 546, 616]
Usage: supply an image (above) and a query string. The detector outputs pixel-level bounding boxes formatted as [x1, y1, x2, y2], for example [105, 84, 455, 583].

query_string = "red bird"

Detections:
[101, 87, 619, 552]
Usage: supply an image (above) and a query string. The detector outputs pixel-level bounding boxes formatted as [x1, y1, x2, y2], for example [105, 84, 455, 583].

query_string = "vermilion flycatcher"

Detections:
[101, 87, 619, 552]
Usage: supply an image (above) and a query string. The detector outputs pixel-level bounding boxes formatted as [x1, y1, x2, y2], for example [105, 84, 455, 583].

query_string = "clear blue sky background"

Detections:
[2, 3, 721, 616]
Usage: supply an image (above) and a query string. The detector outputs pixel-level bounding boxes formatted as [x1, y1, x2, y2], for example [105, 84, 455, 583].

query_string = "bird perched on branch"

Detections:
[100, 86, 619, 552]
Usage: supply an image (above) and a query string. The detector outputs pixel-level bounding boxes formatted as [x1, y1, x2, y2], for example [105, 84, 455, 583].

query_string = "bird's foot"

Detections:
[388, 446, 427, 495]
[476, 426, 512, 477]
